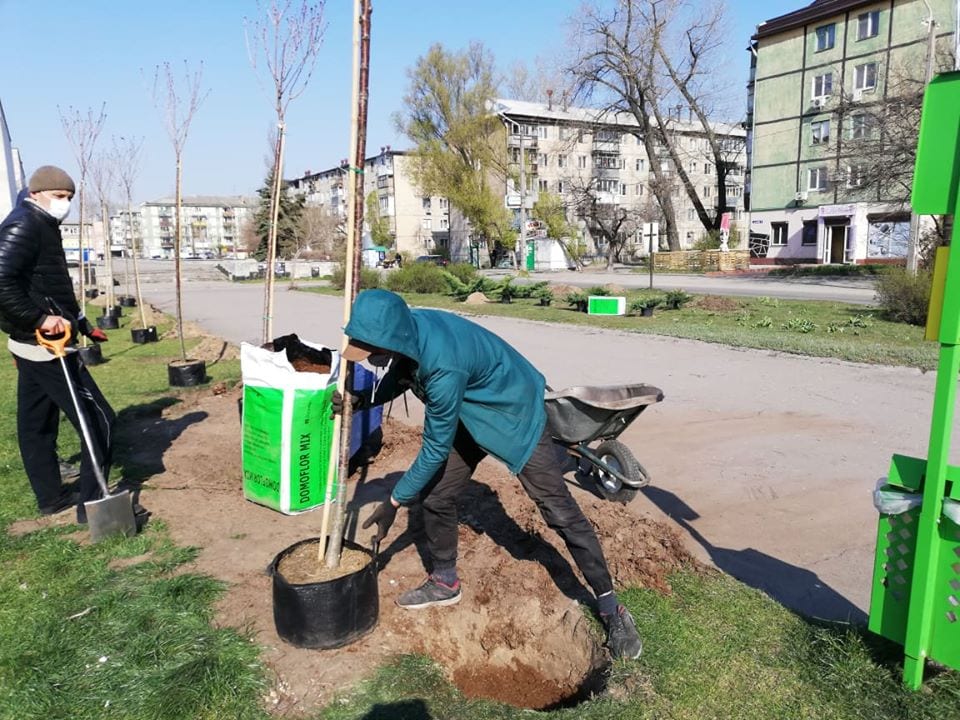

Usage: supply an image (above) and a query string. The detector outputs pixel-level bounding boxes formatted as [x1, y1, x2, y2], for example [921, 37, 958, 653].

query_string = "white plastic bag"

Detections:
[873, 477, 922, 515]
[943, 498, 960, 525]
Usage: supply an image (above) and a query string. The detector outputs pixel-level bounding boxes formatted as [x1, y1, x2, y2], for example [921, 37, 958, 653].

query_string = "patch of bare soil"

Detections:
[693, 295, 743, 312]
[110, 386, 695, 716]
[464, 291, 489, 305]
[277, 543, 369, 584]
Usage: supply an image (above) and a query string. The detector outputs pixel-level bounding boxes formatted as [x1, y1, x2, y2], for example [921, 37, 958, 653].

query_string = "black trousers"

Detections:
[419, 422, 614, 598]
[14, 353, 115, 508]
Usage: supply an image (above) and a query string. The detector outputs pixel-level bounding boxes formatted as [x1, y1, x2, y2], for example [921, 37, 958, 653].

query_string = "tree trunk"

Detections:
[77, 189, 88, 347]
[175, 156, 187, 362]
[128, 197, 148, 329]
[262, 123, 286, 343]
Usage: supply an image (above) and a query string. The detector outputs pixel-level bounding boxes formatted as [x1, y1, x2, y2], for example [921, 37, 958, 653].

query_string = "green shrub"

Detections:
[330, 264, 381, 290]
[693, 230, 722, 250]
[629, 295, 663, 313]
[875, 267, 932, 326]
[663, 289, 693, 309]
[445, 262, 478, 285]
[384, 262, 449, 294]
[586, 285, 610, 297]
[565, 290, 588, 308]
[512, 281, 547, 299]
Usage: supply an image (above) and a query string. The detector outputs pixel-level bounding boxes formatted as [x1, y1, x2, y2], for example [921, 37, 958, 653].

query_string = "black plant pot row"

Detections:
[168, 359, 207, 387]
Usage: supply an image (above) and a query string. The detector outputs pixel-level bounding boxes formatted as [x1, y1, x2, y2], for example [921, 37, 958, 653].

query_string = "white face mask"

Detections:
[45, 197, 71, 221]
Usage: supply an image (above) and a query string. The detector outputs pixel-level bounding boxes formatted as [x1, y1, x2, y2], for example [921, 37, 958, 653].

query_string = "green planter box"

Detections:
[587, 296, 625, 316]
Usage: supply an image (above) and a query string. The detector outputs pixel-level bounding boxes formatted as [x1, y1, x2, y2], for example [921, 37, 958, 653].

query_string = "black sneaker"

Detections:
[604, 605, 643, 660]
[396, 576, 462, 610]
[39, 490, 79, 516]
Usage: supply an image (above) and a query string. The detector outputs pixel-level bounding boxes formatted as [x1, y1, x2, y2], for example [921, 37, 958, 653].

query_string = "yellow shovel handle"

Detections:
[35, 320, 72, 358]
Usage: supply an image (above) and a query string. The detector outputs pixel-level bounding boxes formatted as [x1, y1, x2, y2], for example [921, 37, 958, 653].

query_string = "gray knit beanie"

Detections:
[28, 166, 76, 194]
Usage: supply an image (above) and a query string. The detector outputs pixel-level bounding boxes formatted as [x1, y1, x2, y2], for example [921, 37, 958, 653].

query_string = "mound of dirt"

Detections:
[601, 283, 627, 296]
[108, 386, 696, 715]
[694, 295, 743, 312]
[548, 284, 582, 300]
[464, 291, 489, 304]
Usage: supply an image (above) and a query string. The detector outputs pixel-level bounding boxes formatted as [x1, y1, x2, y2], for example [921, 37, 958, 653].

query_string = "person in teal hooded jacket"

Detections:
[338, 289, 643, 659]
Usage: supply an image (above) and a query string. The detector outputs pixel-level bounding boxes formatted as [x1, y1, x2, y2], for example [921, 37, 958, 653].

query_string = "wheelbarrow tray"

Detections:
[545, 384, 664, 444]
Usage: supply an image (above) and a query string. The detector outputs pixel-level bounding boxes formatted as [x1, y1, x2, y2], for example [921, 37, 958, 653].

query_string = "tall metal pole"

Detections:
[908, 2, 938, 274]
[517, 130, 526, 269]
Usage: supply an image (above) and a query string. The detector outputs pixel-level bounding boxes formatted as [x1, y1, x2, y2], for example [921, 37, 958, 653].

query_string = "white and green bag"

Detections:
[240, 341, 340, 514]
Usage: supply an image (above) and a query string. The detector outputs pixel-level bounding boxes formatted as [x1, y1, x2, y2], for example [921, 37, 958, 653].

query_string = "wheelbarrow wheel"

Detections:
[594, 440, 649, 504]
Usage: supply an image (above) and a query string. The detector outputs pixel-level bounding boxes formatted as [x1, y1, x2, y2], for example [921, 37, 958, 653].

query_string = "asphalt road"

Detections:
[136, 273, 942, 624]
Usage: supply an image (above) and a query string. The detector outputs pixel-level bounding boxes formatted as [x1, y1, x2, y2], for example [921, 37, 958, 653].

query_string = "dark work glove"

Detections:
[88, 328, 108, 343]
[330, 389, 364, 418]
[361, 499, 398, 542]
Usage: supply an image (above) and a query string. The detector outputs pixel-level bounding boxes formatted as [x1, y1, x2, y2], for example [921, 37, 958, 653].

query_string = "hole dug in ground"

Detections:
[411, 597, 609, 710]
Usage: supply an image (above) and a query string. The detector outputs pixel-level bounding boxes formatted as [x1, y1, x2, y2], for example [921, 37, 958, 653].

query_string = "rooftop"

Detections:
[754, 0, 877, 40]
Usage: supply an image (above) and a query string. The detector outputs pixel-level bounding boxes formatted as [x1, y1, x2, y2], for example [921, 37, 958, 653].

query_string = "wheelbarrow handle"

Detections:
[35, 321, 72, 359]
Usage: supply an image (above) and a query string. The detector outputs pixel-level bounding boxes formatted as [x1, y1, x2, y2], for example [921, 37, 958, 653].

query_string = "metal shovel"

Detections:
[36, 325, 136, 542]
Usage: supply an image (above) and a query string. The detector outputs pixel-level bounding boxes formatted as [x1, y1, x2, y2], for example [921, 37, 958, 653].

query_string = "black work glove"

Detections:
[362, 499, 398, 542]
[330, 389, 364, 418]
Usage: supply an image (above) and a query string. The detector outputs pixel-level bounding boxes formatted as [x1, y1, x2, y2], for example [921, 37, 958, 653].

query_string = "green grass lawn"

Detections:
[0, 304, 957, 719]
[304, 286, 937, 370]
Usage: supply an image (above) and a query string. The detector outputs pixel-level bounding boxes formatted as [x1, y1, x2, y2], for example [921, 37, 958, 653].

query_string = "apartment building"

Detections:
[494, 98, 747, 258]
[0, 99, 25, 219]
[138, 196, 257, 259]
[746, 0, 957, 264]
[109, 210, 143, 257]
[287, 149, 451, 258]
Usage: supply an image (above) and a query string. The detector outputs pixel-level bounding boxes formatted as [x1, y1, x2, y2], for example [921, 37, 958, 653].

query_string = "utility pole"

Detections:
[517, 127, 526, 269]
[908, 2, 938, 274]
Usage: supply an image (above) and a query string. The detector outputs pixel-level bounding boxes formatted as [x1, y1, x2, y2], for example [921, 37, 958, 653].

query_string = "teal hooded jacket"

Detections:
[344, 289, 547, 504]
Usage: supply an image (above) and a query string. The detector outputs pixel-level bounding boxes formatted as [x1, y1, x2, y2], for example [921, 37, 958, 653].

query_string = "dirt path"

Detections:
[123, 385, 693, 715]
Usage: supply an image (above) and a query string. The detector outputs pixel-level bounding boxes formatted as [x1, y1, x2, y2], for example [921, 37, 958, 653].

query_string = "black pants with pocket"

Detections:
[419, 422, 614, 598]
[15, 353, 115, 509]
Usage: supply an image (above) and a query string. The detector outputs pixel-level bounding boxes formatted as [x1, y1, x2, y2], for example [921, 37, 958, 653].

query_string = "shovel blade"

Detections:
[86, 491, 137, 543]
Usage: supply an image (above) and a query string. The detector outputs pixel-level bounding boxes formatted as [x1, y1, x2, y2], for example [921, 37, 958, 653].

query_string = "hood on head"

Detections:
[343, 289, 419, 361]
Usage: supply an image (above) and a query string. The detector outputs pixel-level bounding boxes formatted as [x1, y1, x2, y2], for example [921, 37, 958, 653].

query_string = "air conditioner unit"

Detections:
[811, 97, 824, 109]
[795, 191, 808, 203]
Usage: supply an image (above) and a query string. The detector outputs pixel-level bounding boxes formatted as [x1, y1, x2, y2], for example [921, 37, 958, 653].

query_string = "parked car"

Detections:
[415, 254, 448, 267]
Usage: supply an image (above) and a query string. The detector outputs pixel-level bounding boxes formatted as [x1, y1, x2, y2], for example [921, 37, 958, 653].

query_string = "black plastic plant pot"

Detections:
[130, 326, 158, 344]
[168, 359, 206, 387]
[78, 344, 103, 366]
[96, 314, 120, 330]
[119, 296, 137, 308]
[500, 296, 512, 304]
[641, 307, 655, 318]
[577, 300, 588, 313]
[539, 297, 552, 306]
[101, 305, 122, 318]
[84, 288, 99, 299]
[270, 537, 379, 649]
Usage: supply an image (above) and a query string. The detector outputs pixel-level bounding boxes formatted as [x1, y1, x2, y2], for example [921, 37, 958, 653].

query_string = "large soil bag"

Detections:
[240, 339, 381, 514]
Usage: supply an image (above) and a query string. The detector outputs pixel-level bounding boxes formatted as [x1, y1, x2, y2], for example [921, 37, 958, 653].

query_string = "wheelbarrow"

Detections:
[545, 384, 664, 503]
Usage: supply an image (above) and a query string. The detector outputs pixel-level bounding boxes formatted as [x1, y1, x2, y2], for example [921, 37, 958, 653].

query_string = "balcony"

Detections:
[507, 133, 537, 149]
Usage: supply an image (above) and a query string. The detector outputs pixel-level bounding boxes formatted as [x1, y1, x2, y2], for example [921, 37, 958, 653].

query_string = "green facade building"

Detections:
[747, 0, 957, 263]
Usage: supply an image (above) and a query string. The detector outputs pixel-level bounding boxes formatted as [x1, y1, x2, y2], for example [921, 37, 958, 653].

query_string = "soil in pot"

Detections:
[96, 314, 120, 330]
[271, 537, 379, 650]
[78, 344, 103, 365]
[168, 359, 206, 387]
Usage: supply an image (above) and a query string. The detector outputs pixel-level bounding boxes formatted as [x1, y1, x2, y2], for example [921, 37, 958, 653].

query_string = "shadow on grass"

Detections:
[111, 397, 208, 486]
[641, 484, 866, 624]
[360, 699, 431, 719]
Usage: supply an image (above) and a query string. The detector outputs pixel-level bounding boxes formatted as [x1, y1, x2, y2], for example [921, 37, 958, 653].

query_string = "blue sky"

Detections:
[1, 0, 802, 204]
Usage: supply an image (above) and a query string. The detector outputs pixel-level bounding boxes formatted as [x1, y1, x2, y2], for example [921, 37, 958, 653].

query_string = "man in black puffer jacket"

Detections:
[0, 166, 114, 523]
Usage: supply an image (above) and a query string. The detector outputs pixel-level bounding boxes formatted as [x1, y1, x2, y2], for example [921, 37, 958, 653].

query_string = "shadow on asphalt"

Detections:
[641, 485, 867, 625]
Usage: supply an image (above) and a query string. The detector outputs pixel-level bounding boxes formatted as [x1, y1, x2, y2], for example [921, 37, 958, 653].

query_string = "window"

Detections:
[812, 73, 833, 98]
[849, 114, 874, 140]
[558, 154, 566, 169]
[379, 196, 389, 213]
[422, 197, 431, 214]
[811, 120, 830, 145]
[703, 186, 712, 198]
[578, 155, 587, 169]
[690, 161, 698, 173]
[635, 158, 645, 171]
[802, 221, 818, 246]
[854, 62, 878, 91]
[846, 164, 867, 188]
[704, 163, 713, 175]
[538, 179, 548, 192]
[557, 180, 565, 193]
[808, 166, 829, 191]
[421, 218, 432, 230]
[537, 125, 549, 139]
[440, 217, 449, 230]
[771, 222, 788, 246]
[439, 197, 448, 209]
[687, 209, 696, 221]
[857, 11, 880, 40]
[596, 179, 618, 193]
[537, 153, 547, 167]
[815, 24, 835, 51]
[636, 184, 644, 196]
[559, 127, 570, 140]
[661, 159, 670, 171]
[595, 153, 620, 169]
[621, 183, 628, 195]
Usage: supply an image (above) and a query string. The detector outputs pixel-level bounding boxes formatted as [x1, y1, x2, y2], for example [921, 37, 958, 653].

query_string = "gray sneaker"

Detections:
[396, 576, 462, 610]
[59, 460, 81, 482]
[605, 605, 643, 660]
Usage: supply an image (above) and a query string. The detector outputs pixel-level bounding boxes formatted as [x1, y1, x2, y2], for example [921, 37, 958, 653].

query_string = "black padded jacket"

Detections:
[0, 201, 87, 343]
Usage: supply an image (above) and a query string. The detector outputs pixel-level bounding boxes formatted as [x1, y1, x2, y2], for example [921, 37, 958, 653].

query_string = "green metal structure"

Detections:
[867, 71, 960, 689]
